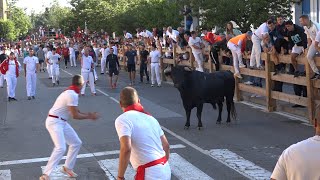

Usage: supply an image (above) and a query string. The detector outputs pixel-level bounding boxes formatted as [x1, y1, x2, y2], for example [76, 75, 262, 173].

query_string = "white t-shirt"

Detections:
[69, 47, 75, 57]
[167, 30, 179, 42]
[143, 30, 153, 38]
[125, 32, 133, 39]
[48, 90, 78, 120]
[304, 20, 320, 41]
[48, 53, 61, 67]
[314, 31, 320, 44]
[82, 55, 93, 70]
[150, 50, 161, 63]
[43, 48, 48, 55]
[189, 37, 202, 53]
[46, 51, 52, 59]
[254, 23, 269, 39]
[112, 46, 118, 56]
[23, 56, 39, 73]
[115, 111, 166, 170]
[100, 48, 106, 59]
[271, 135, 320, 180]
[7, 59, 21, 77]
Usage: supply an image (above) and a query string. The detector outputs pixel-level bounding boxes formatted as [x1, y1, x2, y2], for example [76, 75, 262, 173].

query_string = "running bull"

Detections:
[164, 66, 237, 129]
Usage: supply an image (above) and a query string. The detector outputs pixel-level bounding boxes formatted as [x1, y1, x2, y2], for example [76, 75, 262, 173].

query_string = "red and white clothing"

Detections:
[115, 109, 171, 180]
[150, 50, 162, 86]
[69, 46, 76, 67]
[43, 88, 82, 176]
[48, 53, 61, 84]
[0, 58, 20, 98]
[227, 34, 247, 74]
[305, 21, 320, 74]
[23, 56, 39, 97]
[271, 135, 320, 180]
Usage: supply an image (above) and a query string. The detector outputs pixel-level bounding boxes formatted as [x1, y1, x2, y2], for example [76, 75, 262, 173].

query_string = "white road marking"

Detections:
[170, 153, 213, 180]
[41, 165, 74, 180]
[60, 69, 73, 76]
[96, 89, 109, 96]
[0, 170, 11, 180]
[109, 97, 119, 103]
[98, 158, 136, 180]
[0, 144, 185, 166]
[209, 149, 271, 180]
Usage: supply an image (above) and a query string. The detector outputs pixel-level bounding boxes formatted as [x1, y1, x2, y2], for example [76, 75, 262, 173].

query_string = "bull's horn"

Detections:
[184, 66, 192, 71]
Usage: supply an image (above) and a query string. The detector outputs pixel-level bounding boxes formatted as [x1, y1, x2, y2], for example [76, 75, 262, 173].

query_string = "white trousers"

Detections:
[81, 70, 96, 94]
[69, 55, 76, 67]
[144, 162, 171, 180]
[93, 66, 98, 80]
[227, 42, 244, 74]
[193, 52, 204, 72]
[250, 35, 262, 67]
[50, 65, 60, 84]
[101, 57, 106, 73]
[43, 117, 82, 176]
[307, 41, 320, 74]
[26, 72, 36, 97]
[151, 63, 161, 85]
[47, 64, 52, 77]
[6, 75, 17, 98]
[0, 72, 4, 87]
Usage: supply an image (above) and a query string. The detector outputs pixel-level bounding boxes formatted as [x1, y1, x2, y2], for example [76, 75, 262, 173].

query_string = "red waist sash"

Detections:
[135, 156, 167, 180]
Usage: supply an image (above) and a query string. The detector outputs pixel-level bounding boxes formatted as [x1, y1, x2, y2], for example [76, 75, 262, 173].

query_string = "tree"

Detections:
[0, 20, 16, 41]
[8, 7, 32, 38]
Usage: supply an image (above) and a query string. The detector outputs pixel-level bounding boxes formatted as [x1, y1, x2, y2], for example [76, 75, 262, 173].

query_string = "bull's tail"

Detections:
[230, 101, 237, 120]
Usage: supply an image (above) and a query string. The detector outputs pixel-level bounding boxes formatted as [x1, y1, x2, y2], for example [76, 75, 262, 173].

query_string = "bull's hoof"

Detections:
[216, 121, 222, 125]
[184, 126, 190, 130]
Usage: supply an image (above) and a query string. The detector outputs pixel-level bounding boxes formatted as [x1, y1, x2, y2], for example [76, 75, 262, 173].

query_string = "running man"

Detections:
[106, 47, 120, 89]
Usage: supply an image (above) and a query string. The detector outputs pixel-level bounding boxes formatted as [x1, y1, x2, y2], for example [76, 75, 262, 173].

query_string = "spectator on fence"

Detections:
[188, 31, 204, 72]
[285, 20, 308, 77]
[123, 30, 133, 39]
[227, 31, 252, 78]
[166, 26, 179, 44]
[276, 15, 289, 54]
[299, 15, 320, 80]
[225, 21, 242, 41]
[316, 31, 320, 52]
[250, 19, 274, 70]
[270, 106, 320, 180]
[177, 27, 188, 49]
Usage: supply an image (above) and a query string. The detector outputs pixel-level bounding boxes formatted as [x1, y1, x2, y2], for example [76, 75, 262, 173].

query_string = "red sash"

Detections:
[65, 85, 80, 94]
[135, 156, 167, 180]
[0, 58, 19, 77]
[124, 103, 151, 116]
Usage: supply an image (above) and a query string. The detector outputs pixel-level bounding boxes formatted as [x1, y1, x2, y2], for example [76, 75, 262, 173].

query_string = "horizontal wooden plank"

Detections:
[163, 58, 175, 64]
[271, 91, 307, 106]
[238, 84, 266, 96]
[271, 73, 306, 86]
[240, 68, 266, 78]
[177, 60, 192, 66]
[220, 65, 233, 71]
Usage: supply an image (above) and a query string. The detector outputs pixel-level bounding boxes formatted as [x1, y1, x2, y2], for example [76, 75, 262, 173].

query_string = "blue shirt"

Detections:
[125, 50, 137, 65]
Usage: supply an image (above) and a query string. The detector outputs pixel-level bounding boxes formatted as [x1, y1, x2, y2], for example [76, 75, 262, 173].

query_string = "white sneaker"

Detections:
[239, 64, 246, 68]
[251, 94, 257, 98]
[244, 81, 253, 85]
[255, 95, 262, 98]
[234, 73, 243, 79]
[60, 166, 78, 178]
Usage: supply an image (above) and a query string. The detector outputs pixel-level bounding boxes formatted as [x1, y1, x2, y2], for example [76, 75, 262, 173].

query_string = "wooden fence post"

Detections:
[265, 53, 276, 112]
[305, 56, 315, 124]
[160, 46, 166, 82]
[173, 45, 177, 67]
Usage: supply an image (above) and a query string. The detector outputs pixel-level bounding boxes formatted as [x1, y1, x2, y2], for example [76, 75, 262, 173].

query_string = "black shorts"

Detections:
[39, 59, 44, 63]
[127, 64, 136, 72]
[109, 68, 119, 77]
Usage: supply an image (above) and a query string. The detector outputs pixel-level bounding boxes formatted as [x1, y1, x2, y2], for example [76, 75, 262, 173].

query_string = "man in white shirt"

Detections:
[115, 87, 171, 180]
[123, 30, 133, 39]
[299, 15, 320, 80]
[40, 75, 99, 180]
[188, 31, 204, 72]
[166, 26, 179, 43]
[271, 106, 320, 180]
[250, 20, 273, 69]
[23, 48, 39, 100]
[81, 48, 96, 96]
[47, 48, 61, 86]
[148, 45, 162, 87]
[100, 44, 107, 74]
[45, 46, 53, 79]
[69, 43, 76, 67]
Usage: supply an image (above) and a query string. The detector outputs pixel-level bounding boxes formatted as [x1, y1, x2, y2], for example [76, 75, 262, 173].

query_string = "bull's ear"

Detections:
[184, 66, 192, 71]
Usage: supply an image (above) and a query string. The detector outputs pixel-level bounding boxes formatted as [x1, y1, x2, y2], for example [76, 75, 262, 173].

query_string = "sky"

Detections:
[15, 0, 71, 14]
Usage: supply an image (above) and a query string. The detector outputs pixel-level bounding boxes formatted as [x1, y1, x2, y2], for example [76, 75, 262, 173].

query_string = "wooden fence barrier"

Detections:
[117, 44, 320, 125]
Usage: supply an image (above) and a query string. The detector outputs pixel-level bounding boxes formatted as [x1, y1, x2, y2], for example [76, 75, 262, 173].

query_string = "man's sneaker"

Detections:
[151, 84, 155, 87]
[292, 104, 305, 108]
[250, 94, 257, 98]
[239, 64, 246, 68]
[244, 81, 253, 85]
[234, 72, 243, 79]
[27, 97, 31, 100]
[11, 97, 17, 101]
[32, 96, 35, 99]
[60, 166, 78, 178]
[57, 80, 60, 85]
[310, 73, 320, 80]
[157, 84, 161, 87]
[8, 97, 11, 102]
[100, 72, 104, 74]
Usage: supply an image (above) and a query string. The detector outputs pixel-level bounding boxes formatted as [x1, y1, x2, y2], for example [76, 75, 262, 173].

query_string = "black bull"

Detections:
[164, 66, 237, 129]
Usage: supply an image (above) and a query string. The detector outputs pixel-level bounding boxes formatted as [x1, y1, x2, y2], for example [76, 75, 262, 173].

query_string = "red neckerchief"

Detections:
[66, 85, 80, 94]
[124, 103, 151, 116]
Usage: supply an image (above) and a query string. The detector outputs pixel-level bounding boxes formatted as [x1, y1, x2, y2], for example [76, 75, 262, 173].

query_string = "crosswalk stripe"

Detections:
[98, 153, 213, 180]
[0, 169, 11, 180]
[41, 165, 75, 180]
[169, 153, 214, 180]
[209, 149, 271, 180]
[98, 158, 135, 180]
[0, 144, 185, 166]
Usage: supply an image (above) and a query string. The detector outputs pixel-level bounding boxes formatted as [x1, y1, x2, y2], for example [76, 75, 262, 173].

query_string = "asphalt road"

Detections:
[0, 60, 314, 180]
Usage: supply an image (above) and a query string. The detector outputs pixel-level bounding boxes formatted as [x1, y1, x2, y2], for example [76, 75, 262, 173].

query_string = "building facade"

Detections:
[293, 0, 319, 24]
[0, 0, 8, 20]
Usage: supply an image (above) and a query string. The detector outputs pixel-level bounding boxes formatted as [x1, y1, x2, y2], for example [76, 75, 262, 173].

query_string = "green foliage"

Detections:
[8, 7, 32, 37]
[0, 20, 16, 41]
